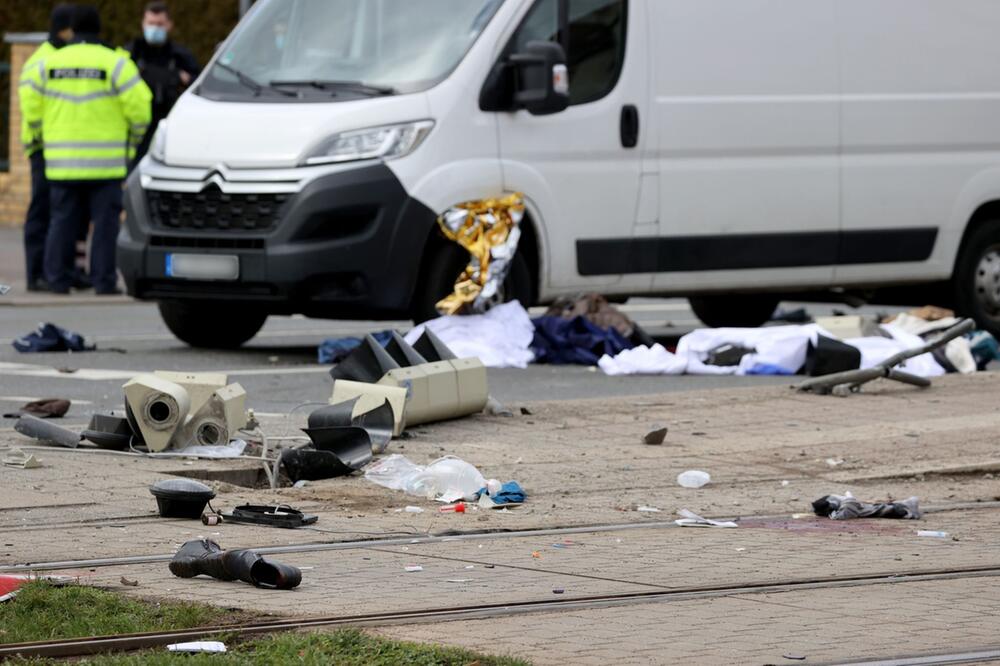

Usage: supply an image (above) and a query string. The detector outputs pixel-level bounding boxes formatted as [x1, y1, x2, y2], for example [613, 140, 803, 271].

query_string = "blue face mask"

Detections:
[144, 25, 168, 45]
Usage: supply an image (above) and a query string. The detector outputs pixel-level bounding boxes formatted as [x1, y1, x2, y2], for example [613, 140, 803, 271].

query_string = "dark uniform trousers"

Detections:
[23, 152, 50, 286]
[45, 181, 121, 294]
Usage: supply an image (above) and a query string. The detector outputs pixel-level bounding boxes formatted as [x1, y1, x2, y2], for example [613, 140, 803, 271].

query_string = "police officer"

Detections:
[18, 4, 74, 292]
[126, 1, 200, 167]
[21, 6, 153, 296]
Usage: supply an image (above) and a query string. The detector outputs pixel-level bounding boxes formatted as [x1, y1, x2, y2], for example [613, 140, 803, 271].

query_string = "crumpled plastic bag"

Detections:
[365, 454, 486, 502]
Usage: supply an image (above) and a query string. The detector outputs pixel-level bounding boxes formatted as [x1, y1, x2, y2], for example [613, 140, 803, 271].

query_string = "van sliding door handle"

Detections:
[620, 105, 639, 148]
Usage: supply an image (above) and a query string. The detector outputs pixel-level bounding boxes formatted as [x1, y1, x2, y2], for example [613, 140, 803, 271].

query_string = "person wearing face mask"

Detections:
[125, 1, 200, 167]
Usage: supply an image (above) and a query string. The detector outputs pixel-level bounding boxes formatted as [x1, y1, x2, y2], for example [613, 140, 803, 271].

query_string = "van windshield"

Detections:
[199, 0, 505, 101]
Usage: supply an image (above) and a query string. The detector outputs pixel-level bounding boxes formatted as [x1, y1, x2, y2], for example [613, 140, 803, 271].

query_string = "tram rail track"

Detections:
[2, 565, 1000, 659]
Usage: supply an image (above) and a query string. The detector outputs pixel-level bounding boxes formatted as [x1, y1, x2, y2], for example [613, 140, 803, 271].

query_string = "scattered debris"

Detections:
[2, 449, 42, 469]
[484, 396, 514, 417]
[0, 284, 9, 296]
[552, 588, 565, 594]
[12, 323, 95, 353]
[636, 506, 661, 513]
[2, 398, 71, 419]
[167, 642, 227, 654]
[81, 412, 134, 449]
[120, 576, 139, 587]
[365, 454, 487, 503]
[150, 479, 216, 519]
[531, 551, 542, 558]
[782, 654, 807, 661]
[435, 194, 524, 315]
[169, 539, 301, 589]
[402, 506, 425, 514]
[825, 458, 845, 467]
[219, 504, 318, 529]
[13, 414, 81, 448]
[404, 565, 424, 573]
[812, 494, 921, 520]
[643, 426, 668, 445]
[674, 509, 737, 528]
[520, 406, 533, 416]
[677, 470, 711, 489]
[796, 318, 975, 395]
[439, 503, 467, 513]
[917, 530, 949, 538]
[123, 372, 249, 453]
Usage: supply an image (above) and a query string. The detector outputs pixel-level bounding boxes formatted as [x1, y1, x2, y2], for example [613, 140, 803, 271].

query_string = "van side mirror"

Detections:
[510, 41, 569, 115]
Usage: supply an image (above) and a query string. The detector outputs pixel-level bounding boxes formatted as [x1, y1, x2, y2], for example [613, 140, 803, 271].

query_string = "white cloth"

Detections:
[405, 301, 535, 368]
[887, 314, 976, 374]
[599, 323, 948, 377]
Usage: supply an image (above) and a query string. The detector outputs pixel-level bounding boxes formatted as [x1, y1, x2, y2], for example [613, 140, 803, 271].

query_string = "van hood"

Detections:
[162, 92, 433, 169]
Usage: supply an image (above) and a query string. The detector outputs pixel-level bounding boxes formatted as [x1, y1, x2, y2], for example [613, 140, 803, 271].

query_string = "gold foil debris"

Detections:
[435, 193, 525, 315]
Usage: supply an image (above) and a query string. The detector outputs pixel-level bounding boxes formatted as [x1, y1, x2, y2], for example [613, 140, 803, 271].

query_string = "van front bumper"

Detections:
[118, 163, 437, 318]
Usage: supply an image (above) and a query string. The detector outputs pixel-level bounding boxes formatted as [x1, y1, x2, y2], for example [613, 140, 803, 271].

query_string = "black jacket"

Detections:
[126, 37, 200, 119]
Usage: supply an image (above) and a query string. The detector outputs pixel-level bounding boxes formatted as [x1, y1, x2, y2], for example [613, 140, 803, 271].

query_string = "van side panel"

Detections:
[836, 0, 1000, 285]
[649, 0, 840, 293]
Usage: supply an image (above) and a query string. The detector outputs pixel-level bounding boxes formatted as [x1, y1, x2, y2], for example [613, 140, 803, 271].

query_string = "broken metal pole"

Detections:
[796, 318, 976, 395]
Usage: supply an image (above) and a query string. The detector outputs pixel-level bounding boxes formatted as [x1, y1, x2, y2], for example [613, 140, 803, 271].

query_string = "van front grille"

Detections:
[147, 188, 289, 232]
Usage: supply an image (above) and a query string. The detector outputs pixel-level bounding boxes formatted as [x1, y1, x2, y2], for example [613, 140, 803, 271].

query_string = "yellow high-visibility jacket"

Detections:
[21, 41, 153, 180]
[17, 41, 56, 157]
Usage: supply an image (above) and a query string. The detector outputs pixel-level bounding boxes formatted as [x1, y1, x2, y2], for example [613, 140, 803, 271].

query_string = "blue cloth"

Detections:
[530, 316, 632, 365]
[318, 330, 394, 364]
[13, 323, 94, 353]
[746, 363, 796, 376]
[479, 481, 526, 505]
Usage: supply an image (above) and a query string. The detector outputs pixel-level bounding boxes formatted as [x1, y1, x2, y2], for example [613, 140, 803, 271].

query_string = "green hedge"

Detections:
[1, 0, 242, 67]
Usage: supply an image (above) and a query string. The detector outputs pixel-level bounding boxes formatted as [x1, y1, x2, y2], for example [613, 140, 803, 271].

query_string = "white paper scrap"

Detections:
[167, 641, 227, 654]
[674, 509, 738, 528]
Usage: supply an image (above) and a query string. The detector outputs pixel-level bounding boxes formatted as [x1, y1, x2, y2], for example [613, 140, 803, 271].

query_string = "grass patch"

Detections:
[1, 582, 530, 665]
[0, 582, 230, 645]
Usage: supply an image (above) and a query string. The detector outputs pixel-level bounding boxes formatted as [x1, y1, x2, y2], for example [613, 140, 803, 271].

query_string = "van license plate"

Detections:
[165, 254, 240, 281]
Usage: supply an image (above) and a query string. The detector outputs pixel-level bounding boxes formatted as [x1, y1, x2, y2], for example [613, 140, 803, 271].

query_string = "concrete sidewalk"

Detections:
[3, 375, 1000, 663]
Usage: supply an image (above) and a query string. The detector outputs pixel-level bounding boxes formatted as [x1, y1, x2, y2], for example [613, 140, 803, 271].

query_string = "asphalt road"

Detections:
[0, 297, 913, 417]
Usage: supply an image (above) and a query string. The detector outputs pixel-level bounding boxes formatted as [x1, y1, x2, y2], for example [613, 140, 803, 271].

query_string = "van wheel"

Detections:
[954, 220, 1000, 338]
[411, 243, 533, 324]
[158, 301, 267, 349]
[688, 294, 780, 328]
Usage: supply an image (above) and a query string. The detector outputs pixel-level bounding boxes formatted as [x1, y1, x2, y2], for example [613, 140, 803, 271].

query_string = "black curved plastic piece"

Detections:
[411, 328, 457, 362]
[329, 334, 400, 382]
[384, 331, 427, 367]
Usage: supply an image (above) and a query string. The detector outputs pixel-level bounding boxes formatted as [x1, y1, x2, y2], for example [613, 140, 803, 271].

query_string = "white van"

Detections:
[121, 0, 1000, 348]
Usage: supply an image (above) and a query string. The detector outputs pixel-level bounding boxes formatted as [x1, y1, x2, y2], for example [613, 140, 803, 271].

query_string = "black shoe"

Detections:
[168, 539, 236, 581]
[95, 287, 123, 296]
[223, 548, 302, 590]
[169, 539, 301, 590]
[26, 279, 49, 293]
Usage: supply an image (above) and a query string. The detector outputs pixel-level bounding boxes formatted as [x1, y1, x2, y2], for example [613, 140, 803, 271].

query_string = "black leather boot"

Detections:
[222, 549, 302, 590]
[168, 539, 236, 581]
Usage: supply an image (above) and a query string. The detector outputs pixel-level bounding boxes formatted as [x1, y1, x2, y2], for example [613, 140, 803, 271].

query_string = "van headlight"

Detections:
[150, 123, 168, 163]
[303, 120, 434, 166]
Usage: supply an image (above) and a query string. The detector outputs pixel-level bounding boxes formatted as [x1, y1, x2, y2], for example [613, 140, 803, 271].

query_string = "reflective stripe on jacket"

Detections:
[20, 42, 153, 180]
[17, 41, 56, 156]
